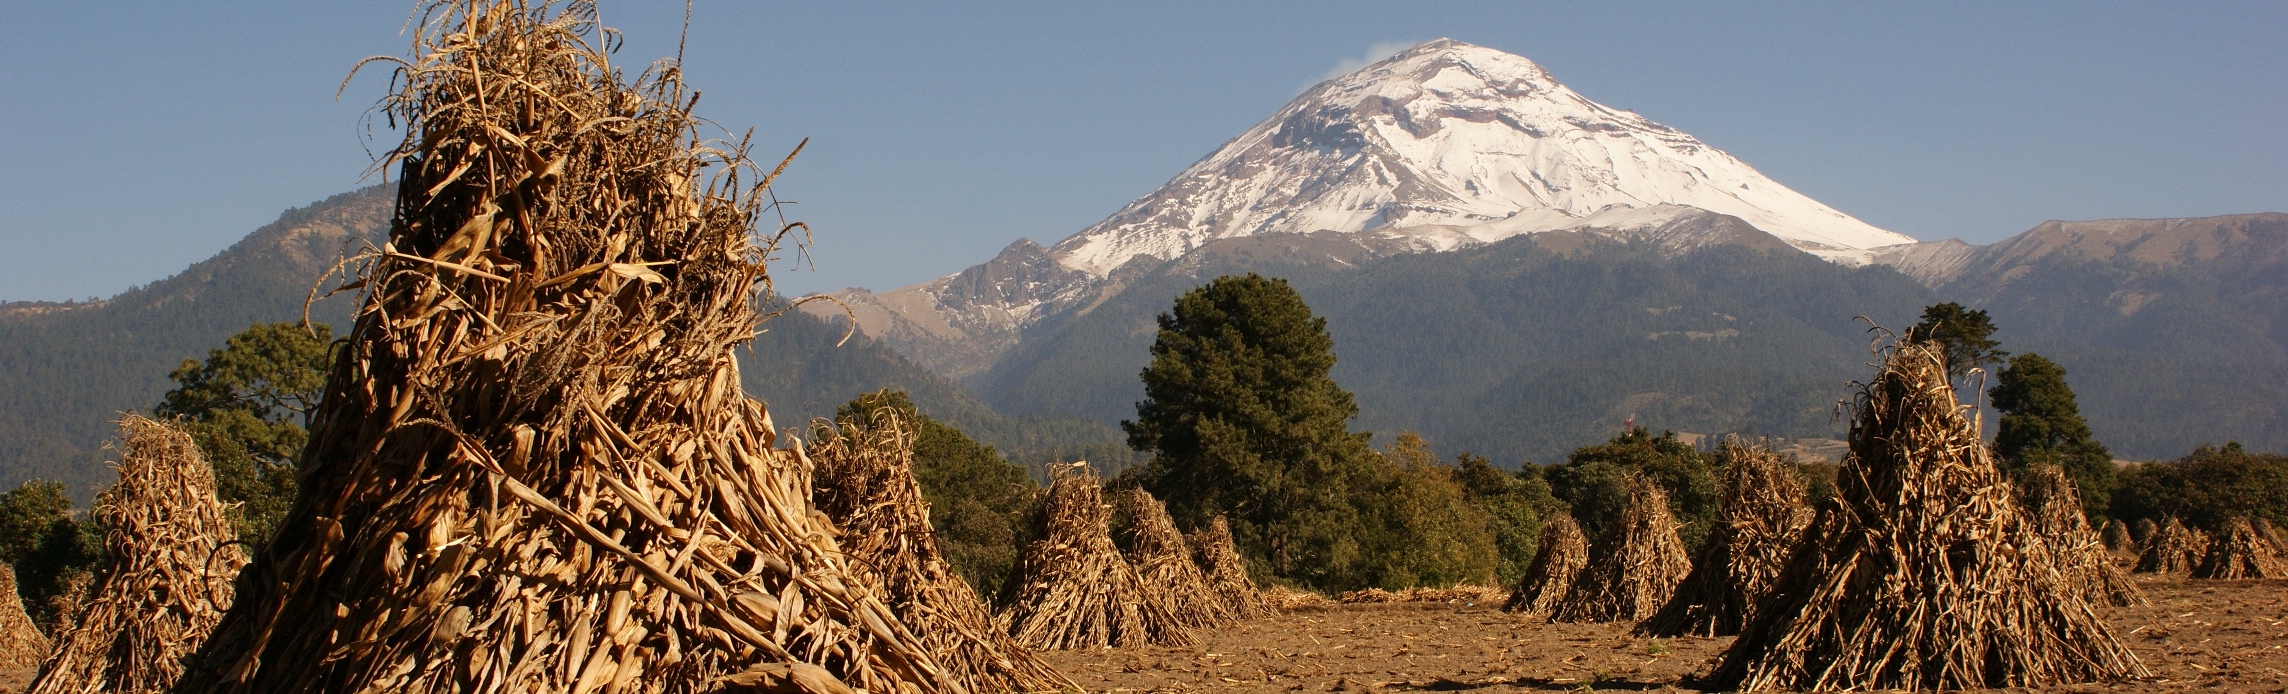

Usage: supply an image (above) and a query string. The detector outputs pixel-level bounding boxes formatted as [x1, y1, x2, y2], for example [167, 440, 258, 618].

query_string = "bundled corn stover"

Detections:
[1705, 341, 2146, 691]
[27, 416, 246, 693]
[2193, 517, 2288, 579]
[1113, 489, 1232, 629]
[1502, 514, 1586, 617]
[999, 464, 1191, 650]
[174, 4, 958, 692]
[2100, 519, 2135, 558]
[808, 409, 1076, 692]
[0, 564, 48, 672]
[2020, 466, 2144, 607]
[1186, 516, 1270, 620]
[1638, 439, 1811, 637]
[1552, 476, 1691, 624]
[2135, 517, 2209, 575]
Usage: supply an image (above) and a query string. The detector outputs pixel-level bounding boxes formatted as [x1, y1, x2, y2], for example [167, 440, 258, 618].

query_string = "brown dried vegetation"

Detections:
[999, 465, 1191, 651]
[1705, 340, 2146, 691]
[2136, 517, 2211, 575]
[2020, 466, 2145, 607]
[1186, 516, 1270, 621]
[1637, 438, 1810, 637]
[28, 416, 244, 694]
[807, 409, 1076, 692]
[170, 3, 962, 692]
[1501, 514, 1584, 617]
[2192, 517, 2288, 579]
[1551, 476, 1690, 624]
[1112, 489, 1231, 629]
[0, 567, 48, 673]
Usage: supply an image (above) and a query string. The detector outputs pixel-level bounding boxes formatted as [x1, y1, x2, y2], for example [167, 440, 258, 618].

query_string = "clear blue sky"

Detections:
[3, 2, 2282, 301]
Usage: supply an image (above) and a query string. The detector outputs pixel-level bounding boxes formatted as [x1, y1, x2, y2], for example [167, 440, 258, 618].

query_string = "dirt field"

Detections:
[0, 576, 2274, 692]
[1040, 575, 2288, 692]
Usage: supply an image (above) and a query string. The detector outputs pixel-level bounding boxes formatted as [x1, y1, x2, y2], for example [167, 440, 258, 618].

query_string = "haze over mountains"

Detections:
[0, 39, 2281, 494]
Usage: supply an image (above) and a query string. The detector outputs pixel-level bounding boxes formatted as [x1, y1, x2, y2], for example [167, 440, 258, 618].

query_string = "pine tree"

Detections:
[1906, 302, 2008, 383]
[1124, 273, 1379, 588]
[1992, 353, 2115, 520]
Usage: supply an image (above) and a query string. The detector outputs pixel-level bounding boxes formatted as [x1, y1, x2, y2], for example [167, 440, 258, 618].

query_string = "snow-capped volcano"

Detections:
[1049, 38, 1914, 273]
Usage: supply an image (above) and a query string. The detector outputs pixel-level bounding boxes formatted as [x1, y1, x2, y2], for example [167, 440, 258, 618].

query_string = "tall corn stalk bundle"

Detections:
[0, 565, 49, 672]
[1705, 341, 2147, 692]
[2193, 517, 2288, 579]
[1637, 439, 1810, 637]
[999, 464, 1191, 650]
[808, 410, 1076, 692]
[2254, 518, 2288, 556]
[1185, 516, 1270, 620]
[2100, 520, 2134, 559]
[1502, 514, 1585, 617]
[1552, 477, 1691, 624]
[173, 4, 959, 693]
[1112, 489, 1231, 629]
[2130, 518, 2158, 546]
[2135, 517, 2209, 574]
[27, 416, 244, 693]
[2020, 466, 2144, 607]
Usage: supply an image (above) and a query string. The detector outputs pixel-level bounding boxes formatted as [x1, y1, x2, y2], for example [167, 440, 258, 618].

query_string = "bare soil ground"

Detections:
[1042, 575, 2288, 692]
[0, 576, 2274, 692]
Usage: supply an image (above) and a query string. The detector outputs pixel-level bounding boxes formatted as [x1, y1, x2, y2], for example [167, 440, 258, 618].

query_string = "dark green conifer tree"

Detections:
[1906, 302, 2008, 383]
[1124, 273, 1379, 588]
[1991, 353, 2114, 520]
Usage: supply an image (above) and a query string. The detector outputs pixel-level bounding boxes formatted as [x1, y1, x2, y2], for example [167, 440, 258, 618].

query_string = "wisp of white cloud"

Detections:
[1320, 40, 1419, 82]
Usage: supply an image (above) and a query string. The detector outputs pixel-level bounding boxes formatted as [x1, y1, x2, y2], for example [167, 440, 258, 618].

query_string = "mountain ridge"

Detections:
[815, 38, 1921, 378]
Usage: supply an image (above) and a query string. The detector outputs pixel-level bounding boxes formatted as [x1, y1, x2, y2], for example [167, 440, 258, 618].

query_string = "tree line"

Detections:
[0, 279, 2281, 620]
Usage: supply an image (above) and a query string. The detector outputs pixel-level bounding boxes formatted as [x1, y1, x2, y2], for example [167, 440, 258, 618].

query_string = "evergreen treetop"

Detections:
[1992, 352, 2114, 519]
[1906, 302, 2008, 384]
[1124, 273, 1379, 587]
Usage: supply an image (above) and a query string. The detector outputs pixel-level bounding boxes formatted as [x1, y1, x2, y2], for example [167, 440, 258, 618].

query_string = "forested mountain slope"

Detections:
[974, 222, 1938, 465]
[0, 189, 1129, 499]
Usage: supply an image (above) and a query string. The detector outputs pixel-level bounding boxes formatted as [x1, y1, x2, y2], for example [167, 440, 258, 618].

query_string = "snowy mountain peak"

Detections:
[1048, 38, 1915, 275]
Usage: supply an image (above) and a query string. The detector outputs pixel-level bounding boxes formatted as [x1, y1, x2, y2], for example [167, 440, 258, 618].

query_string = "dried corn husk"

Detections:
[1113, 489, 1231, 629]
[1706, 341, 2146, 691]
[808, 409, 1075, 692]
[1502, 514, 1585, 617]
[999, 464, 1191, 650]
[28, 416, 242, 693]
[1637, 438, 1811, 637]
[171, 3, 958, 692]
[1186, 516, 1270, 620]
[1552, 476, 1690, 624]
[2193, 517, 2288, 579]
[2135, 517, 2209, 575]
[2018, 466, 2143, 607]
[0, 564, 49, 672]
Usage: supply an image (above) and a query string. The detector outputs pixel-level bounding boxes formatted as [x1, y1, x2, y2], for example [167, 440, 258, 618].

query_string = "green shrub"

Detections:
[2113, 442, 2288, 531]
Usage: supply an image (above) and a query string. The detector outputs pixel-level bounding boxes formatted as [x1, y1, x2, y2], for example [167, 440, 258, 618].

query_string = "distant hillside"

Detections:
[974, 222, 1938, 465]
[1885, 214, 2288, 456]
[0, 188, 1130, 499]
[0, 187, 390, 494]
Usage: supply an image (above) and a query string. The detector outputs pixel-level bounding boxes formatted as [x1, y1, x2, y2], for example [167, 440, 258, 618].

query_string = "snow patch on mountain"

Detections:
[1049, 38, 1914, 276]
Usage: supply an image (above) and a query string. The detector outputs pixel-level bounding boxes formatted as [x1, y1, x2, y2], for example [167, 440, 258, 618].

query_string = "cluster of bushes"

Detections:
[2112, 442, 2288, 530]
